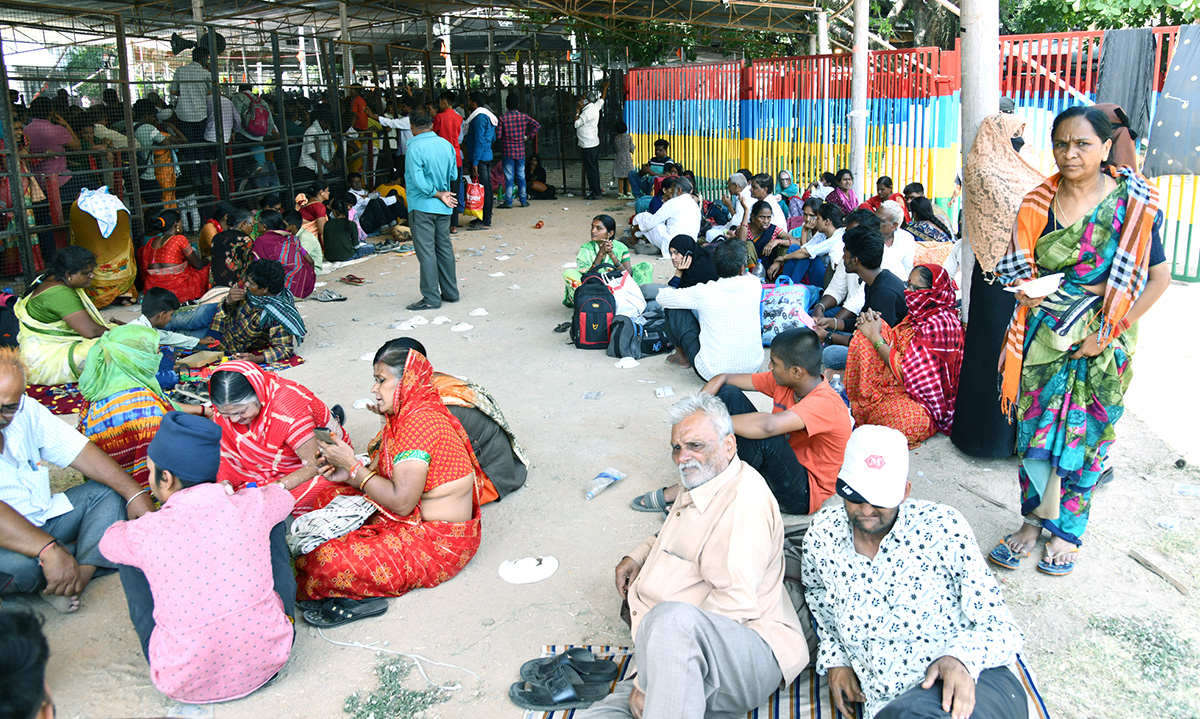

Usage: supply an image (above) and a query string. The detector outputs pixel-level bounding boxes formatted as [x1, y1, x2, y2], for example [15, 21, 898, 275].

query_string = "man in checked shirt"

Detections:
[803, 425, 1029, 719]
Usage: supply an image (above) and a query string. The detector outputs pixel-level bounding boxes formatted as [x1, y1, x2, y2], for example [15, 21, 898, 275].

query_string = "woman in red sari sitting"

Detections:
[209, 361, 348, 515]
[844, 264, 964, 448]
[294, 341, 486, 627]
[141, 210, 210, 302]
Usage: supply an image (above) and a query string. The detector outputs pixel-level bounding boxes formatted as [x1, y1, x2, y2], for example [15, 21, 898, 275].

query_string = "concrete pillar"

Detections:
[809, 33, 817, 56]
[339, 1, 352, 82]
[191, 0, 203, 34]
[848, 0, 869, 198]
[958, 0, 1000, 320]
[817, 11, 831, 55]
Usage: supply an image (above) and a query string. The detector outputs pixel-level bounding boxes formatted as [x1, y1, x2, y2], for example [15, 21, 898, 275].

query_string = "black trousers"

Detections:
[663, 308, 702, 367]
[581, 145, 601, 198]
[876, 666, 1028, 719]
[716, 385, 812, 515]
[116, 521, 295, 662]
[473, 160, 493, 227]
[450, 166, 462, 229]
[358, 198, 404, 235]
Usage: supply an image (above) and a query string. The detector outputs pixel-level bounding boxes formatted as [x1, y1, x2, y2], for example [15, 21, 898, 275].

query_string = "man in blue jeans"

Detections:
[496, 95, 540, 208]
[629, 329, 852, 517]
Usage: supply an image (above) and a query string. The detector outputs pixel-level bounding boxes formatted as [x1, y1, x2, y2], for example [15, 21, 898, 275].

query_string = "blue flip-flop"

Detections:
[987, 535, 1029, 570]
[1037, 547, 1079, 576]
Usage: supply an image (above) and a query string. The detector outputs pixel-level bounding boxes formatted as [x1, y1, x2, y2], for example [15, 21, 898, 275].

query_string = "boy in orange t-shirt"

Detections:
[631, 328, 852, 516]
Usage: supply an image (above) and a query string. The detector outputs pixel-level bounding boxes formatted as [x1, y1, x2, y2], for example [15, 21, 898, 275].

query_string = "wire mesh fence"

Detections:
[0, 2, 613, 283]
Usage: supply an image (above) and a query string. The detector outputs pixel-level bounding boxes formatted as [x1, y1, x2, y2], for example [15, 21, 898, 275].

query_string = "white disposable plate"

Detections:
[1004, 273, 1064, 298]
[498, 556, 559, 584]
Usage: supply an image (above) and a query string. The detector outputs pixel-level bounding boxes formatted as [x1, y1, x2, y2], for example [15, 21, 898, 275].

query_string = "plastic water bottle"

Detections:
[829, 374, 850, 408]
[753, 261, 767, 280]
[586, 468, 626, 500]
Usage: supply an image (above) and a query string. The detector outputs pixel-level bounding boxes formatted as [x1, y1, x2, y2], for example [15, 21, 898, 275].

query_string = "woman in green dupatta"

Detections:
[562, 214, 653, 307]
[14, 246, 115, 385]
[77, 325, 200, 487]
[989, 107, 1171, 577]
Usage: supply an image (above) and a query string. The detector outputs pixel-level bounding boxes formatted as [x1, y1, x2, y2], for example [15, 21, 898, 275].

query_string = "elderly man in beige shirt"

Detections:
[580, 394, 807, 719]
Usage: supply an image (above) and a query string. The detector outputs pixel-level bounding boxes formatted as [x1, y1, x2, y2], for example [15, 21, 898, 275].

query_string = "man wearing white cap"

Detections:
[802, 425, 1028, 719]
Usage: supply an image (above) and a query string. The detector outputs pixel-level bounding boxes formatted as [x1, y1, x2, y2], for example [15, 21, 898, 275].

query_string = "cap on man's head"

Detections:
[147, 411, 222, 486]
[835, 425, 909, 508]
[999, 97, 1016, 114]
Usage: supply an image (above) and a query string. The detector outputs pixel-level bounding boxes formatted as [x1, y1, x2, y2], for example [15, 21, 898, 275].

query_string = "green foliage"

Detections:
[61, 46, 116, 100]
[1088, 615, 1198, 687]
[343, 657, 449, 719]
[1001, 0, 1197, 33]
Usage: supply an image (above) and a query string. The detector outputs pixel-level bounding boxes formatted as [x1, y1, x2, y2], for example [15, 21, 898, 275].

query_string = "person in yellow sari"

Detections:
[70, 187, 136, 309]
[14, 246, 115, 385]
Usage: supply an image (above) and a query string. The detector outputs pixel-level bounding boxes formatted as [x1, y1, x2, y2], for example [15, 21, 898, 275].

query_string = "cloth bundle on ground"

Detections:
[432, 372, 529, 499]
[78, 325, 175, 486]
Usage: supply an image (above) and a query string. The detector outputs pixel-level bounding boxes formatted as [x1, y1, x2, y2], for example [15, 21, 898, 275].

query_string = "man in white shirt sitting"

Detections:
[0, 348, 154, 612]
[705, 173, 752, 242]
[750, 173, 788, 231]
[633, 177, 701, 259]
[658, 239, 764, 380]
[803, 425, 1028, 719]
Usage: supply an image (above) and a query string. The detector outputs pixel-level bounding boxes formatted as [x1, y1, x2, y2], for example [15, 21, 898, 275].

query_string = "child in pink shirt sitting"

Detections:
[100, 412, 296, 704]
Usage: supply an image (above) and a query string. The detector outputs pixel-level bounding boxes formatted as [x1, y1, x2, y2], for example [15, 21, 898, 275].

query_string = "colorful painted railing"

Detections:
[624, 25, 1198, 281]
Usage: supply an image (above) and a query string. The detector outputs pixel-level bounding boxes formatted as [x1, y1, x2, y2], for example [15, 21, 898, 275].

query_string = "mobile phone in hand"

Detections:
[313, 427, 335, 444]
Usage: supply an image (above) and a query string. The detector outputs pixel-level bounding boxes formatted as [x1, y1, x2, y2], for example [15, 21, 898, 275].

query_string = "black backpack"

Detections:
[571, 271, 617, 350]
[606, 310, 674, 359]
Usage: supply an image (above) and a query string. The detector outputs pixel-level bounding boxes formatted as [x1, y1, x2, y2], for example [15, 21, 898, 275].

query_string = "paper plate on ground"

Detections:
[499, 556, 559, 584]
[1004, 273, 1063, 298]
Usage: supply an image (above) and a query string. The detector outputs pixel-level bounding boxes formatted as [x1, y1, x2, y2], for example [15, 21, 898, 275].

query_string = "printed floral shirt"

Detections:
[801, 499, 1024, 718]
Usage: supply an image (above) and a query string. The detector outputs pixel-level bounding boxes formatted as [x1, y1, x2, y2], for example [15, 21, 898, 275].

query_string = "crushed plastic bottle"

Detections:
[586, 468, 627, 500]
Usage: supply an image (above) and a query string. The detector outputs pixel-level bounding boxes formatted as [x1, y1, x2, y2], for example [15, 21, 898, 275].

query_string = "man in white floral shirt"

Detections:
[802, 425, 1028, 719]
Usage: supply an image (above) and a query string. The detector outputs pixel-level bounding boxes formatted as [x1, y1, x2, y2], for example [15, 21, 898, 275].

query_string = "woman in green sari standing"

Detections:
[988, 106, 1171, 577]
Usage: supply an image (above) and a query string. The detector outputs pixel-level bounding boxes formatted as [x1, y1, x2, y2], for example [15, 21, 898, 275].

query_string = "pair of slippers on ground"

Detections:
[509, 648, 621, 711]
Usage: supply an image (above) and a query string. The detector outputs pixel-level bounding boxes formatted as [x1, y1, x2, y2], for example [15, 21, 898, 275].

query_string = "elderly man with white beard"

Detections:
[578, 395, 808, 719]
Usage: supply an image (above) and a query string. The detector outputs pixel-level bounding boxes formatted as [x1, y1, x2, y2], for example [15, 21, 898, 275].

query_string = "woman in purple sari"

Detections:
[252, 209, 315, 299]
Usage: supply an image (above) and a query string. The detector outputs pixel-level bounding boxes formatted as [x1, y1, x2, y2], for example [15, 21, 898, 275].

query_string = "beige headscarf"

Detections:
[962, 113, 1045, 273]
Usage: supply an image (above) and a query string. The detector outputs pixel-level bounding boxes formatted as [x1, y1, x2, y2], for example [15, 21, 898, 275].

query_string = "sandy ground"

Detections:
[22, 194, 1200, 719]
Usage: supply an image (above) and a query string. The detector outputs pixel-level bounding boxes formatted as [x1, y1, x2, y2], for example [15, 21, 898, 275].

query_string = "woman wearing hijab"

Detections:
[777, 170, 802, 218]
[78, 325, 196, 486]
[844, 264, 965, 449]
[295, 342, 488, 626]
[666, 234, 718, 288]
[949, 113, 1045, 459]
[209, 360, 349, 515]
[988, 106, 1170, 577]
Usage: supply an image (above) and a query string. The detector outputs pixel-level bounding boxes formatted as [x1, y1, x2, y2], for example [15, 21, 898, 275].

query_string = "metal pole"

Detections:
[555, 56, 566, 191]
[271, 31, 295, 202]
[324, 39, 349, 184]
[958, 0, 1000, 321]
[817, 11, 831, 54]
[0, 36, 36, 284]
[209, 27, 230, 202]
[339, 2, 353, 81]
[115, 16, 144, 238]
[849, 0, 868, 199]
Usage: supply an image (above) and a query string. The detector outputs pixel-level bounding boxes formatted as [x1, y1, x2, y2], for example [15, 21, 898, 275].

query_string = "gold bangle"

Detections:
[359, 471, 377, 492]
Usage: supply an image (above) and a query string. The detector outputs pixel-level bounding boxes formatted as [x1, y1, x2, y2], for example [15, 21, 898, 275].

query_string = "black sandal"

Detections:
[302, 597, 389, 628]
[508, 664, 612, 711]
[519, 648, 619, 684]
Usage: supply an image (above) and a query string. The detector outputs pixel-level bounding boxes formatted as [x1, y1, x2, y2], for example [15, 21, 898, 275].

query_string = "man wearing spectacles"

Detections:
[0, 347, 155, 613]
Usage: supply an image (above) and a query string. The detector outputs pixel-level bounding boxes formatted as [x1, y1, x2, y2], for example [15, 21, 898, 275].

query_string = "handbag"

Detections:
[464, 179, 484, 220]
[760, 276, 819, 346]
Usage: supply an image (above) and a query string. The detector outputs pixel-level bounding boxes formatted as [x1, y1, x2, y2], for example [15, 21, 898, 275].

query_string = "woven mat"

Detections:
[27, 354, 305, 415]
[516, 646, 1051, 719]
[516, 645, 837, 719]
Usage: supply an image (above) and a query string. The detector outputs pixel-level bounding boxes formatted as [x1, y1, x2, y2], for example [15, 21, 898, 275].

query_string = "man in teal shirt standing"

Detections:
[404, 111, 460, 311]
